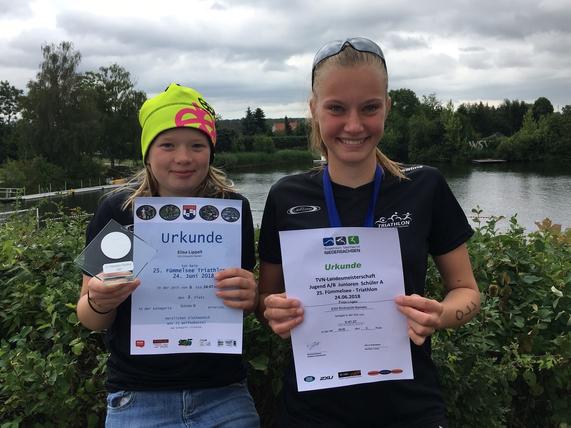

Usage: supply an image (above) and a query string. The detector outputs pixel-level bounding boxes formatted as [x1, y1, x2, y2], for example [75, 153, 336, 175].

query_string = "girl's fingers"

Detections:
[215, 268, 254, 283]
[264, 306, 303, 322]
[269, 316, 304, 339]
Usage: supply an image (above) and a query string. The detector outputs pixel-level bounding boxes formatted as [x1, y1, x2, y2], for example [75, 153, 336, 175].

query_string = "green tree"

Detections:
[0, 80, 23, 124]
[82, 64, 146, 167]
[253, 107, 267, 134]
[284, 115, 292, 135]
[216, 127, 238, 152]
[294, 118, 308, 137]
[532, 96, 554, 122]
[21, 41, 99, 175]
[241, 107, 256, 136]
[0, 81, 23, 162]
[252, 135, 275, 153]
[496, 109, 546, 161]
[389, 88, 420, 118]
[408, 95, 445, 162]
[441, 101, 466, 161]
[540, 112, 571, 162]
[420, 93, 443, 120]
[497, 99, 528, 136]
[385, 88, 420, 162]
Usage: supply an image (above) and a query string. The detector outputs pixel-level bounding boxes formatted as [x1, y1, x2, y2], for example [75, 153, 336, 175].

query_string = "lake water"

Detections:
[3, 162, 570, 232]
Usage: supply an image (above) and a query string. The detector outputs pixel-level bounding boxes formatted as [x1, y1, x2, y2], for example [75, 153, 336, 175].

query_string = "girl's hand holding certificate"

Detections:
[263, 293, 304, 339]
[215, 267, 258, 312]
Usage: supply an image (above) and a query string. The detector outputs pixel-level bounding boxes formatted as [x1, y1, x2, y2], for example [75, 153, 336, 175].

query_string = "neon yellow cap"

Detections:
[139, 83, 217, 161]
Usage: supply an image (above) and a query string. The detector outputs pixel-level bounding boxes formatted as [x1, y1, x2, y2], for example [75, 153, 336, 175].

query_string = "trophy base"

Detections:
[101, 272, 135, 286]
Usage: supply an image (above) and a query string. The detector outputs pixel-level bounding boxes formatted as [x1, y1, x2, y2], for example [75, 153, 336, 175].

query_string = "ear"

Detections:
[309, 96, 317, 118]
[385, 95, 392, 119]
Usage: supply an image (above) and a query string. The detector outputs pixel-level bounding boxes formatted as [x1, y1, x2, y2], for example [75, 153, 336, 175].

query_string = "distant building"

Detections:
[272, 120, 299, 134]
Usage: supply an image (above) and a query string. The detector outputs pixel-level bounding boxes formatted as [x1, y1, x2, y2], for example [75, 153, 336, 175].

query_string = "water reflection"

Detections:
[231, 166, 306, 227]
[3, 163, 570, 231]
[438, 163, 570, 230]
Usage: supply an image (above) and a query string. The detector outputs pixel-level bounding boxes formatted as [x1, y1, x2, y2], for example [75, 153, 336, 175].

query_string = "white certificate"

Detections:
[131, 197, 243, 355]
[280, 227, 413, 391]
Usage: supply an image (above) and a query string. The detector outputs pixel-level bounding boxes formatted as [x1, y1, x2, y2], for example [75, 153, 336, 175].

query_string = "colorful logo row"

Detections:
[135, 338, 237, 348]
[322, 235, 360, 247]
[303, 368, 403, 382]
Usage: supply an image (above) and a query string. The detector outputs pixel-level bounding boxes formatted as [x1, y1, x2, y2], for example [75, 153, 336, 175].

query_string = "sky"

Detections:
[1, 0, 570, 119]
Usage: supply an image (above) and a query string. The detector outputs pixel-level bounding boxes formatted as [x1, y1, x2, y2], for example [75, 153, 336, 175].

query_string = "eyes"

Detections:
[157, 141, 209, 151]
[324, 102, 383, 115]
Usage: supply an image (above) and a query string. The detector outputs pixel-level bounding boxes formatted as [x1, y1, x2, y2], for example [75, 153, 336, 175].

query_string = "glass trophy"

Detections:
[75, 219, 156, 285]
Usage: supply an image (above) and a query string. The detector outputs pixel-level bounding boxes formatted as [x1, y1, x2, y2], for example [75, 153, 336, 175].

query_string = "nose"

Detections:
[344, 110, 364, 134]
[174, 146, 193, 163]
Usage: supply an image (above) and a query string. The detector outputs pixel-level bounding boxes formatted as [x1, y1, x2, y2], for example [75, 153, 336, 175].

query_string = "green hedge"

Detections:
[1, 209, 569, 427]
[271, 136, 309, 150]
[214, 149, 314, 170]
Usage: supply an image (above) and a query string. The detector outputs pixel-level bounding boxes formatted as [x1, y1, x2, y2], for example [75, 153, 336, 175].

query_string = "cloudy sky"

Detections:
[1, 0, 570, 119]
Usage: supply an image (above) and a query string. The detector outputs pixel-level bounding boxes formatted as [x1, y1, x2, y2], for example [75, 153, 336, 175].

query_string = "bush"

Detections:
[0, 156, 105, 193]
[427, 212, 570, 427]
[252, 135, 275, 153]
[1, 210, 569, 427]
[271, 136, 308, 150]
[214, 150, 314, 170]
[0, 209, 106, 427]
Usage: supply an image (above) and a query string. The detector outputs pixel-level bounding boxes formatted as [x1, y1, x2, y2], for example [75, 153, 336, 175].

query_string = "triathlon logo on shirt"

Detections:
[375, 211, 412, 228]
[287, 205, 321, 215]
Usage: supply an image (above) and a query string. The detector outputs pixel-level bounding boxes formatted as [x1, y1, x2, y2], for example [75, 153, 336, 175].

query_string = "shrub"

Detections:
[252, 135, 276, 153]
[427, 212, 570, 428]
[0, 209, 106, 427]
[1, 210, 569, 427]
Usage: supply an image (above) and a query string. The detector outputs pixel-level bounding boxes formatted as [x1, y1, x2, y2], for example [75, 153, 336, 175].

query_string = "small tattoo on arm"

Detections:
[455, 301, 478, 321]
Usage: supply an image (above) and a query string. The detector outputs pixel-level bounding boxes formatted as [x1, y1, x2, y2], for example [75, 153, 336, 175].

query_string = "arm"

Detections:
[77, 274, 140, 331]
[256, 261, 303, 338]
[395, 243, 480, 345]
[434, 243, 480, 328]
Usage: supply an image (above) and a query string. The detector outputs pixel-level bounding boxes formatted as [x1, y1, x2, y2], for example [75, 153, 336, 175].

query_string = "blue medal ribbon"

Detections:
[322, 164, 383, 228]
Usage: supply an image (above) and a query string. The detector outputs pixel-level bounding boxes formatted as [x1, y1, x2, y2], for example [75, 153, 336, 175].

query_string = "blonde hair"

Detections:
[310, 46, 406, 179]
[120, 164, 234, 211]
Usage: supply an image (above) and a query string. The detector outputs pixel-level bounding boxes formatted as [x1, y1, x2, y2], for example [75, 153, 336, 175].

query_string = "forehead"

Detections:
[314, 64, 387, 98]
[154, 127, 210, 143]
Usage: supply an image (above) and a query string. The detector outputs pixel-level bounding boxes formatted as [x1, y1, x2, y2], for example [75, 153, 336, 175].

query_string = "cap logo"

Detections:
[174, 103, 216, 143]
[198, 97, 215, 116]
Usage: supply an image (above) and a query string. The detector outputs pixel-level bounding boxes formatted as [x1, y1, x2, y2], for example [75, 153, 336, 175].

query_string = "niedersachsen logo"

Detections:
[322, 235, 361, 255]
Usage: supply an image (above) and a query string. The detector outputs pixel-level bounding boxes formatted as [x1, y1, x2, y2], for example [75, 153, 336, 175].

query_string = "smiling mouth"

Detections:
[339, 138, 368, 145]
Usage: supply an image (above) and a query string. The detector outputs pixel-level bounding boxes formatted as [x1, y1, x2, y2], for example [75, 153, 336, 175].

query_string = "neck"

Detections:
[326, 157, 378, 188]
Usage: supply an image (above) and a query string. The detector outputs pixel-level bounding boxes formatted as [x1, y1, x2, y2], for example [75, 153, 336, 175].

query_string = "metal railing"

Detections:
[0, 187, 25, 200]
[0, 208, 39, 226]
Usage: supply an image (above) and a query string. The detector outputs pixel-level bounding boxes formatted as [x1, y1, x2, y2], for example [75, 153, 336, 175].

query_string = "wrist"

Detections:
[87, 290, 114, 315]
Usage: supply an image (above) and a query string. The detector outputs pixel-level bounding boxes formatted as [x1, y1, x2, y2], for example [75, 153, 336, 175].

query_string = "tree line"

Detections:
[1, 41, 569, 192]
[382, 89, 571, 163]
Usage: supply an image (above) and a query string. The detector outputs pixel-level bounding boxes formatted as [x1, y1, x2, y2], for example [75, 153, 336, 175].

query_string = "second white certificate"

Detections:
[131, 197, 243, 355]
[280, 227, 413, 391]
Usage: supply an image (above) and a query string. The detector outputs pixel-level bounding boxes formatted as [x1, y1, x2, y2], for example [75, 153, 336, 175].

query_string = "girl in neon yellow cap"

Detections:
[77, 83, 260, 427]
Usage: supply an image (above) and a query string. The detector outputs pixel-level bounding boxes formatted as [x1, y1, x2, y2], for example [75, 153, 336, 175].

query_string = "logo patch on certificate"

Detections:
[221, 207, 240, 222]
[159, 204, 181, 221]
[199, 205, 219, 221]
[323, 237, 334, 246]
[183, 205, 196, 220]
[136, 205, 156, 220]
